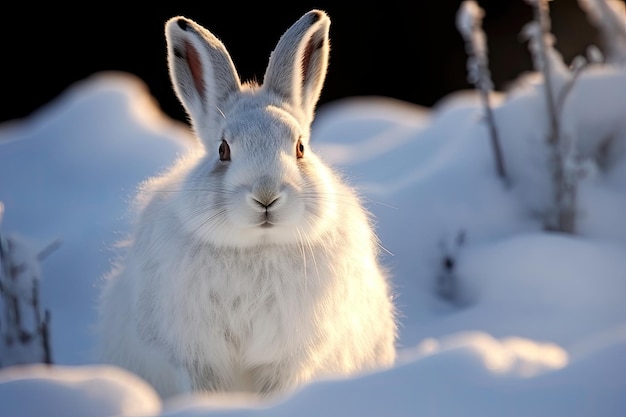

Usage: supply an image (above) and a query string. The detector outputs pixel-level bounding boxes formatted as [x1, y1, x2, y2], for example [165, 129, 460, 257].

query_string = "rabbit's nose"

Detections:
[250, 195, 280, 209]
[249, 176, 284, 209]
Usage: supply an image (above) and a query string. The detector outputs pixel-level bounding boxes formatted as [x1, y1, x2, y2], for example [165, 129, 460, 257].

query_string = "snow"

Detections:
[0, 364, 161, 417]
[1, 4, 625, 416]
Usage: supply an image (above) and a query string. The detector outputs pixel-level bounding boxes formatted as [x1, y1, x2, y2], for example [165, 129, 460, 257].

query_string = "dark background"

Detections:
[0, 1, 606, 126]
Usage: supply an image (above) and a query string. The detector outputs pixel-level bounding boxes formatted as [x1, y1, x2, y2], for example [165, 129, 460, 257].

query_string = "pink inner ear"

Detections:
[301, 38, 314, 83]
[185, 41, 205, 98]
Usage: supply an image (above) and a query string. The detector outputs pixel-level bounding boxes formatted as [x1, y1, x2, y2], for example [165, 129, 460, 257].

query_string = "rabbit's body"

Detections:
[98, 10, 397, 399]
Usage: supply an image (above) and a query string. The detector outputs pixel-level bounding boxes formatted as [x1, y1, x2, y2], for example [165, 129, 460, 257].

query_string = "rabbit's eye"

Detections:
[296, 137, 304, 159]
[219, 140, 231, 161]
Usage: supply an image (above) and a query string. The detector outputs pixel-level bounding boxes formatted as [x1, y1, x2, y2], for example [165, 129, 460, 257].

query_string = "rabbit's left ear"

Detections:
[263, 10, 330, 124]
[165, 17, 242, 146]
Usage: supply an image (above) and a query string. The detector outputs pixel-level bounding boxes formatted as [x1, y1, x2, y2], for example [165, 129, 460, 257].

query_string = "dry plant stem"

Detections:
[0, 231, 54, 366]
[554, 63, 589, 235]
[42, 310, 52, 364]
[459, 1, 508, 185]
[479, 86, 507, 184]
[32, 281, 52, 365]
[532, 1, 576, 233]
[533, 2, 559, 145]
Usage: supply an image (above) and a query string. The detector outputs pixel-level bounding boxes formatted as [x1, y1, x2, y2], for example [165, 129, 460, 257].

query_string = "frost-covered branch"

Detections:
[578, 0, 626, 66]
[522, 1, 564, 146]
[523, 0, 578, 234]
[456, 1, 508, 184]
[0, 203, 57, 367]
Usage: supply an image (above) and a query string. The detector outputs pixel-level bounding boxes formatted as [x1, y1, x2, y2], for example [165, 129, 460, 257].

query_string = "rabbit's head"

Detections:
[164, 10, 342, 248]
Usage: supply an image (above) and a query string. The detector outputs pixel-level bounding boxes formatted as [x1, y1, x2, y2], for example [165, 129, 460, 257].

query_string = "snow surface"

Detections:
[1, 5, 626, 415]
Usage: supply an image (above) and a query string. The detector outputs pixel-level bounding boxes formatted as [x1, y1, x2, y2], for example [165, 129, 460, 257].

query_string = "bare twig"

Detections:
[524, 0, 577, 233]
[0, 212, 57, 367]
[457, 1, 508, 185]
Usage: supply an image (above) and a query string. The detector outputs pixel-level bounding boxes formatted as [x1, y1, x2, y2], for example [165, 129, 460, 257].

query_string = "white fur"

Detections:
[97, 10, 397, 399]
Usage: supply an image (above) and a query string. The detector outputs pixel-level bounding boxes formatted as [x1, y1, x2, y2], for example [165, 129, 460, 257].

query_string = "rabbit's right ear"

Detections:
[165, 17, 242, 145]
[263, 10, 330, 126]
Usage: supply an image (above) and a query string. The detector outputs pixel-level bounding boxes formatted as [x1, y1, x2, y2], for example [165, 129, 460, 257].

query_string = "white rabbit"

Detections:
[97, 9, 397, 399]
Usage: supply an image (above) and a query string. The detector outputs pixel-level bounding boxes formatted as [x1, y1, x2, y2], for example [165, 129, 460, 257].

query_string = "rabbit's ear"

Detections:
[165, 17, 241, 145]
[263, 10, 330, 123]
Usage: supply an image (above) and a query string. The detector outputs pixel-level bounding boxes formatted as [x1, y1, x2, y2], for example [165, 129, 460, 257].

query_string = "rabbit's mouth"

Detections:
[260, 221, 274, 228]
[252, 211, 276, 228]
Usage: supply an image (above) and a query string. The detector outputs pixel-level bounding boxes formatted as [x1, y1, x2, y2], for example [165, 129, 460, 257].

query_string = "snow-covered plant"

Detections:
[457, 0, 507, 184]
[522, 0, 581, 233]
[0, 203, 58, 367]
[578, 0, 626, 66]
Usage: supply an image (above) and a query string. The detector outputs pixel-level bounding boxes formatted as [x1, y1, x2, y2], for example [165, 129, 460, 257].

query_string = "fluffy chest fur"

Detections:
[133, 225, 335, 368]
